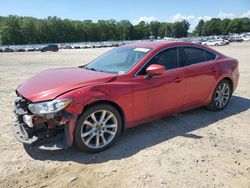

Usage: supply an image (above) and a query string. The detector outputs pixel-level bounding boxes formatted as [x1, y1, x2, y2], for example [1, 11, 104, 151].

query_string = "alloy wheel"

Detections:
[80, 110, 118, 149]
[214, 82, 230, 108]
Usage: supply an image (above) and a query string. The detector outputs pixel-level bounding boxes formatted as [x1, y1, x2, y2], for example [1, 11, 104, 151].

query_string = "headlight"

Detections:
[28, 98, 72, 115]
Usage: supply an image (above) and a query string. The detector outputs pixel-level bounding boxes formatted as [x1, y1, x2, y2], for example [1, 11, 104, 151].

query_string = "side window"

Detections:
[139, 48, 179, 75]
[183, 47, 206, 66]
[205, 50, 217, 61]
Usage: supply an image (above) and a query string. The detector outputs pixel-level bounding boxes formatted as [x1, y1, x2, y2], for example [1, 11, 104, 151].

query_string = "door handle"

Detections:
[174, 77, 183, 83]
[210, 67, 218, 72]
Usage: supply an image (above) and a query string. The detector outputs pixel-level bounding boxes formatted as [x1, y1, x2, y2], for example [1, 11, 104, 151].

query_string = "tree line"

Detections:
[0, 15, 249, 45]
[0, 16, 189, 45]
[193, 17, 250, 36]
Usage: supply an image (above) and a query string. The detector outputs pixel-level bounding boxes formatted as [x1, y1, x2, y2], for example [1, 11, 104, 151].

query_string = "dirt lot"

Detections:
[0, 42, 249, 188]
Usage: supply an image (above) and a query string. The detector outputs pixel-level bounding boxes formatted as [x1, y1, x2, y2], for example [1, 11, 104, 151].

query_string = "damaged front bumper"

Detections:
[12, 96, 76, 150]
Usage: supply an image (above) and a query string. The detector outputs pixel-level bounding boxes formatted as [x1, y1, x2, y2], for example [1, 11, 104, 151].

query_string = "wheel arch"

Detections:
[81, 100, 127, 132]
[205, 76, 234, 105]
[221, 77, 233, 95]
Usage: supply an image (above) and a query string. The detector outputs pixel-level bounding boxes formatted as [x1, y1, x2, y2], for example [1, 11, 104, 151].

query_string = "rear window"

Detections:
[205, 50, 217, 61]
[183, 47, 206, 66]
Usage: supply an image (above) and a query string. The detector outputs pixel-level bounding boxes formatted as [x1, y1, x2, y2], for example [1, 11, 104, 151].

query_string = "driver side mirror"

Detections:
[145, 64, 165, 79]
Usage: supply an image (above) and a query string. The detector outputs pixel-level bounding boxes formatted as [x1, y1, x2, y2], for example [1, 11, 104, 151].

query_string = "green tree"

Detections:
[21, 17, 38, 44]
[1, 15, 24, 45]
[158, 22, 173, 38]
[134, 21, 150, 39]
[221, 19, 230, 35]
[227, 18, 243, 34]
[202, 18, 222, 35]
[194, 20, 204, 36]
[241, 17, 250, 32]
[172, 20, 190, 37]
[117, 20, 134, 40]
[149, 21, 161, 38]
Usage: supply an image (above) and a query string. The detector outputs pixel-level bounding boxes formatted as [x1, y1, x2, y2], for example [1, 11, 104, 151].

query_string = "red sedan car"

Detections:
[13, 41, 239, 153]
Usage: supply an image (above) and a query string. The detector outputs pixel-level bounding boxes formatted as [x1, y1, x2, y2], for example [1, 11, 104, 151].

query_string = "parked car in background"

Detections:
[26, 47, 35, 52]
[201, 39, 227, 46]
[17, 48, 25, 52]
[227, 36, 243, 42]
[13, 41, 239, 153]
[240, 34, 250, 41]
[60, 44, 72, 49]
[72, 45, 81, 49]
[40, 44, 59, 52]
[3, 47, 14, 52]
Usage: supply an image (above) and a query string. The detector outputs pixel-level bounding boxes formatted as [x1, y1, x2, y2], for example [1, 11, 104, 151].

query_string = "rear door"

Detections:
[181, 46, 218, 107]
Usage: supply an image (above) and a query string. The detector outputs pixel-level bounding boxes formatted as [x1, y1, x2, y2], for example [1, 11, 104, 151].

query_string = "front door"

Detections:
[132, 47, 185, 122]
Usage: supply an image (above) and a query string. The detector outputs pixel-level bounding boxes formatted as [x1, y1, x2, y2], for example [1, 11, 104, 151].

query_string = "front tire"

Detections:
[74, 104, 122, 153]
[207, 79, 232, 111]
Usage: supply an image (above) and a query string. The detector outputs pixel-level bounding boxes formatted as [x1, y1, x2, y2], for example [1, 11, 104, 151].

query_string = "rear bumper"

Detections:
[232, 62, 240, 92]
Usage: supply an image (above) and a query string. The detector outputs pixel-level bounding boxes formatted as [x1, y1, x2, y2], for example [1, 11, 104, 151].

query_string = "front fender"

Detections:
[57, 83, 133, 143]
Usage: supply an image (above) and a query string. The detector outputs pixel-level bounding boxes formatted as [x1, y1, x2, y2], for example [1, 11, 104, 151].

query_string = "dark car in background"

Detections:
[227, 36, 243, 42]
[3, 47, 14, 52]
[40, 44, 59, 52]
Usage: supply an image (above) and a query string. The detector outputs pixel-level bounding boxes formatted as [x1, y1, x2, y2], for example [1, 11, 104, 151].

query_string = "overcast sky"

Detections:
[1, 0, 250, 31]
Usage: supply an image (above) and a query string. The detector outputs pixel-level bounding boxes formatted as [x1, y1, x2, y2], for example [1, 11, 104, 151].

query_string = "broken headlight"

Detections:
[28, 98, 72, 115]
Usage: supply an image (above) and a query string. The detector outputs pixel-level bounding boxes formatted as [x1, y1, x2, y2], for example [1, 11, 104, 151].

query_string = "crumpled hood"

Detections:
[17, 68, 116, 102]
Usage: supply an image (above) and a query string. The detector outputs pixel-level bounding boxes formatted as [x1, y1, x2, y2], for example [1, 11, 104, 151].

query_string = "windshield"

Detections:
[84, 47, 152, 74]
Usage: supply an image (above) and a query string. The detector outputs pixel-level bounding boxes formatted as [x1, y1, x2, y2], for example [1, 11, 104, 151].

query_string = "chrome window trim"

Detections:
[134, 45, 219, 76]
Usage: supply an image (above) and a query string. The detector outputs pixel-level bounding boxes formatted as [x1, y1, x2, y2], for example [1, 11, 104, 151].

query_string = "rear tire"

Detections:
[207, 79, 232, 111]
[74, 104, 122, 153]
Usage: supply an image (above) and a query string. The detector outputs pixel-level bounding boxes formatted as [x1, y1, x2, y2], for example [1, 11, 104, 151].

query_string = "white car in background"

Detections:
[202, 39, 227, 46]
[240, 34, 250, 41]
[242, 37, 250, 41]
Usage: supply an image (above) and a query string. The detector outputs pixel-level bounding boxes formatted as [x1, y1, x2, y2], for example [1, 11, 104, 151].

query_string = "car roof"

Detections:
[123, 41, 198, 49]
[122, 40, 224, 58]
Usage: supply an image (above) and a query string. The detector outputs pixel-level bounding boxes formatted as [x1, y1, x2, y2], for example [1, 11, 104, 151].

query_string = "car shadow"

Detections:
[24, 95, 250, 164]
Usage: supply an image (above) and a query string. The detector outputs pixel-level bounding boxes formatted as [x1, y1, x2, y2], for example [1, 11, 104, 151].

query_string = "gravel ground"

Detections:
[0, 43, 249, 188]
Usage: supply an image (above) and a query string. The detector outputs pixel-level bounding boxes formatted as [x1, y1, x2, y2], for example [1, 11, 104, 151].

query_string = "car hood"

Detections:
[17, 68, 116, 102]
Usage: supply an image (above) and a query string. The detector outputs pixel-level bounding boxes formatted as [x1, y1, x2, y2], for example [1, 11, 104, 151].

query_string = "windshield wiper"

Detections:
[82, 66, 97, 71]
[78, 65, 86, 68]
[87, 67, 96, 71]
[80, 65, 106, 73]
